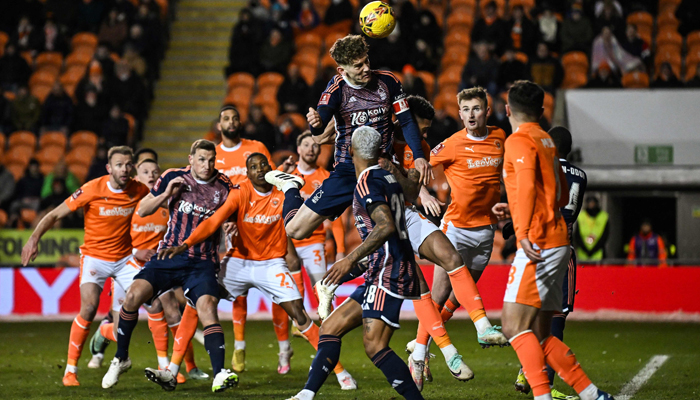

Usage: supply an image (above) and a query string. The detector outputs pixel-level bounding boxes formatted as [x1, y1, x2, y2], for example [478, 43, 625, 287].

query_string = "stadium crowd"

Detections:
[0, 0, 172, 229]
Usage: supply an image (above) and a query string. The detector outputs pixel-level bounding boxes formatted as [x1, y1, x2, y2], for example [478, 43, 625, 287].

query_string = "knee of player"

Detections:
[80, 302, 99, 320]
[442, 250, 464, 271]
[362, 336, 383, 359]
[123, 290, 144, 311]
[501, 323, 526, 340]
[289, 306, 308, 326]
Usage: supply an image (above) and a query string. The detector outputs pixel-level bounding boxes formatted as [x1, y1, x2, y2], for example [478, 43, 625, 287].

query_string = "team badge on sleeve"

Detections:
[392, 98, 409, 114]
[319, 93, 331, 106]
[71, 188, 83, 200]
[431, 143, 445, 156]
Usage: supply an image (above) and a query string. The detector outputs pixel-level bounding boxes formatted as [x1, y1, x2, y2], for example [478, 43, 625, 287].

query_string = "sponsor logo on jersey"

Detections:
[242, 213, 281, 224]
[541, 138, 556, 148]
[98, 206, 135, 217]
[132, 223, 168, 233]
[177, 200, 215, 217]
[350, 106, 388, 126]
[349, 96, 357, 102]
[221, 166, 247, 176]
[466, 157, 503, 169]
[311, 189, 323, 203]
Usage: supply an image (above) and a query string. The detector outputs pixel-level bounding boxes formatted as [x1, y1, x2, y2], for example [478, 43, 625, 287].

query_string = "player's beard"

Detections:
[222, 125, 241, 141]
[301, 153, 318, 166]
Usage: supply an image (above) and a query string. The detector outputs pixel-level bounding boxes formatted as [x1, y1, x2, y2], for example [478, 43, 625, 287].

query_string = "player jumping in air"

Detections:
[156, 152, 356, 391]
[498, 80, 614, 400]
[21, 146, 150, 387]
[100, 140, 239, 392]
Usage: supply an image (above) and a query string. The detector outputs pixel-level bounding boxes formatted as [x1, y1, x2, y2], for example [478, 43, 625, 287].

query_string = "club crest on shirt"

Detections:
[271, 197, 280, 207]
[494, 140, 502, 149]
[213, 190, 221, 205]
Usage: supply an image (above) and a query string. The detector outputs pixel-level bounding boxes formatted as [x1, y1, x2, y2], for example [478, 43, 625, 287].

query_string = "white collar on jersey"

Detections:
[193, 173, 218, 185]
[559, 158, 567, 162]
[107, 180, 124, 193]
[357, 164, 381, 181]
[342, 74, 366, 89]
[296, 165, 317, 175]
[220, 141, 243, 152]
[253, 187, 272, 197]
[466, 127, 490, 141]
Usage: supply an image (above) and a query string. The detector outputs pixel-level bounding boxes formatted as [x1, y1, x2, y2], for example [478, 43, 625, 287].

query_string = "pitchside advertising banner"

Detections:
[0, 229, 84, 267]
[1, 263, 699, 319]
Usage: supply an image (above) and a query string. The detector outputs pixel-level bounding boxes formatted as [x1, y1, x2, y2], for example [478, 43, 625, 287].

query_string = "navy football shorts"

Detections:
[135, 253, 220, 308]
[349, 283, 404, 329]
[304, 163, 356, 220]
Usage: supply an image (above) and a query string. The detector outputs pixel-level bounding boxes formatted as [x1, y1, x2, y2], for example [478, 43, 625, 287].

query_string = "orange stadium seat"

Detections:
[441, 48, 468, 69]
[292, 48, 321, 67]
[320, 53, 336, 70]
[29, 70, 57, 88]
[657, 10, 680, 32]
[0, 31, 8, 57]
[225, 86, 254, 107]
[561, 51, 589, 72]
[324, 32, 346, 50]
[445, 30, 471, 48]
[299, 64, 318, 85]
[450, 0, 476, 9]
[227, 72, 255, 91]
[433, 90, 457, 113]
[446, 11, 474, 30]
[437, 66, 462, 87]
[0, 209, 7, 227]
[427, 4, 445, 27]
[415, 71, 435, 100]
[9, 131, 36, 149]
[20, 51, 34, 68]
[68, 163, 89, 183]
[64, 82, 78, 100]
[658, 0, 682, 11]
[67, 145, 96, 163]
[39, 162, 56, 176]
[684, 49, 700, 81]
[510, 0, 535, 13]
[154, 0, 169, 19]
[39, 131, 67, 149]
[686, 31, 700, 52]
[543, 92, 554, 122]
[279, 113, 308, 130]
[622, 71, 650, 88]
[123, 113, 136, 143]
[295, 32, 322, 51]
[261, 104, 279, 124]
[627, 11, 653, 44]
[654, 50, 682, 77]
[6, 145, 34, 165]
[5, 163, 26, 181]
[60, 66, 86, 86]
[252, 86, 278, 107]
[257, 72, 285, 90]
[0, 132, 5, 150]
[31, 84, 52, 103]
[65, 51, 92, 69]
[561, 69, 588, 89]
[35, 52, 63, 72]
[656, 30, 683, 53]
[69, 131, 98, 149]
[19, 208, 37, 229]
[71, 32, 98, 51]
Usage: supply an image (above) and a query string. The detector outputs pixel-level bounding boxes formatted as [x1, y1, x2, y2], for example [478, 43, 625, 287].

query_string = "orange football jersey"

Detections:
[65, 176, 149, 261]
[184, 179, 287, 261]
[216, 139, 275, 184]
[503, 122, 569, 249]
[131, 203, 169, 251]
[290, 165, 330, 247]
[430, 127, 505, 229]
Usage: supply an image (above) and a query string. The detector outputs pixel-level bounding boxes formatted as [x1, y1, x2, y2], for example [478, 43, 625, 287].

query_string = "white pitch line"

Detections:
[616, 355, 670, 400]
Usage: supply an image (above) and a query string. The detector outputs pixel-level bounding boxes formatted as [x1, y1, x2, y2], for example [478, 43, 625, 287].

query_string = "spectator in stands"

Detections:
[409, 38, 438, 73]
[276, 116, 302, 152]
[93, 43, 117, 77]
[0, 164, 16, 210]
[686, 65, 700, 88]
[461, 42, 499, 93]
[587, 61, 622, 88]
[98, 8, 129, 52]
[627, 219, 667, 266]
[427, 109, 459, 148]
[575, 196, 609, 262]
[41, 160, 79, 199]
[110, 0, 137, 24]
[266, 4, 294, 39]
[259, 29, 294, 74]
[537, 4, 561, 52]
[324, 0, 353, 26]
[12, 16, 40, 55]
[248, 0, 271, 21]
[497, 48, 529, 92]
[113, 61, 147, 126]
[295, 0, 320, 31]
[122, 42, 148, 79]
[507, 5, 537, 57]
[675, 0, 700, 36]
[86, 144, 108, 182]
[619, 24, 650, 66]
[594, 0, 625, 38]
[244, 105, 277, 152]
[10, 85, 41, 132]
[40, 177, 69, 211]
[401, 64, 427, 99]
[75, 61, 114, 109]
[277, 64, 309, 114]
[101, 104, 131, 146]
[591, 26, 643, 76]
[36, 19, 70, 55]
[226, 8, 263, 77]
[529, 42, 563, 93]
[560, 4, 594, 54]
[0, 44, 32, 91]
[412, 8, 443, 52]
[486, 96, 511, 135]
[41, 81, 74, 133]
[651, 62, 683, 88]
[77, 0, 106, 33]
[310, 66, 336, 105]
[44, 0, 79, 35]
[368, 30, 409, 72]
[8, 159, 43, 224]
[73, 88, 108, 134]
[472, 1, 507, 55]
[133, 4, 165, 77]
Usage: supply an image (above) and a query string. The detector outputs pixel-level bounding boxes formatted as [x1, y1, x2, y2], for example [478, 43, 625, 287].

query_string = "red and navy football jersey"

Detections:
[151, 166, 234, 262]
[560, 159, 587, 239]
[353, 165, 420, 299]
[315, 71, 425, 166]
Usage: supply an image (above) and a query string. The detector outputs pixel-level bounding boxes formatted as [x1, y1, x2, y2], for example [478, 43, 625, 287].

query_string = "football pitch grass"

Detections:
[1, 320, 698, 399]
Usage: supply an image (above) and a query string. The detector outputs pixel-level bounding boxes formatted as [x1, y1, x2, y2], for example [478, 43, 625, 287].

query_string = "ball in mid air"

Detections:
[359, 1, 396, 39]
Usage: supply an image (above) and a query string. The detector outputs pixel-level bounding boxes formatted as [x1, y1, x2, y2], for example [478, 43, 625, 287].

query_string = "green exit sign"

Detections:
[635, 145, 674, 164]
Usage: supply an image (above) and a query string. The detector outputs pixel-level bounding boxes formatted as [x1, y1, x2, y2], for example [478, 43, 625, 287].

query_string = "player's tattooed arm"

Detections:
[379, 158, 421, 203]
[323, 204, 396, 285]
